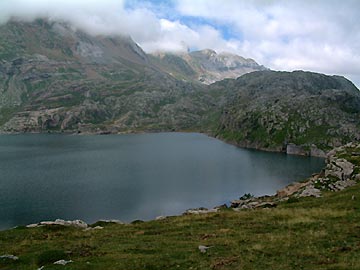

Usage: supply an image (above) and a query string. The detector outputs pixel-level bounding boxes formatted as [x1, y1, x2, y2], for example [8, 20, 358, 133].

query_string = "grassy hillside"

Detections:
[3, 142, 360, 269]
[0, 183, 359, 270]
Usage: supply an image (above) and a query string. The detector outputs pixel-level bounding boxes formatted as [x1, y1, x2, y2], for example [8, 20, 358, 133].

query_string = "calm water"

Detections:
[0, 133, 324, 229]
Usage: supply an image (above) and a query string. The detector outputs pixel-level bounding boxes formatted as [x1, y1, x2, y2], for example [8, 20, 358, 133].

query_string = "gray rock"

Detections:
[310, 145, 326, 158]
[26, 223, 40, 228]
[39, 219, 88, 229]
[98, 219, 124, 224]
[198, 245, 213, 253]
[286, 144, 308, 156]
[0, 254, 19, 260]
[330, 180, 356, 191]
[325, 158, 354, 180]
[84, 226, 103, 231]
[299, 185, 321, 197]
[54, 259, 73, 265]
[231, 199, 252, 208]
[185, 208, 218, 215]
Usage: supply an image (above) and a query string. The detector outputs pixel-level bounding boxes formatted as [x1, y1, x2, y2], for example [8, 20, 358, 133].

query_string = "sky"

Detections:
[0, 0, 360, 87]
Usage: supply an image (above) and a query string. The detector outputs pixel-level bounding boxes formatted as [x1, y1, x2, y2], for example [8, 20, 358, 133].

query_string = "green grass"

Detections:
[0, 107, 20, 126]
[1, 184, 360, 269]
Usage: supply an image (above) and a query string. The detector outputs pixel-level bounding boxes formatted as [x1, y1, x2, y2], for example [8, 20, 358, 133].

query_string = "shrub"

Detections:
[239, 193, 254, 200]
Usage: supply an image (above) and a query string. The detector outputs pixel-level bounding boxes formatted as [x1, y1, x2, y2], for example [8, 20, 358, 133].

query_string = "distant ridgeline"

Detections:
[0, 19, 360, 156]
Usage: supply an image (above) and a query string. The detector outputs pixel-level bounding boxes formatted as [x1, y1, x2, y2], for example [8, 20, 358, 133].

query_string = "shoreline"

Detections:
[0, 129, 328, 158]
[23, 142, 360, 229]
[1, 135, 358, 232]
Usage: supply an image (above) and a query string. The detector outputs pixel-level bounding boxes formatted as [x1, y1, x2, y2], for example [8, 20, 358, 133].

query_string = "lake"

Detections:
[0, 133, 324, 230]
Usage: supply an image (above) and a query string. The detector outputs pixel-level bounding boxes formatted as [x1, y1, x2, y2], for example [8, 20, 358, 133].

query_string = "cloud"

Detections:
[175, 0, 360, 86]
[0, 0, 164, 42]
[0, 0, 241, 53]
[0, 0, 359, 87]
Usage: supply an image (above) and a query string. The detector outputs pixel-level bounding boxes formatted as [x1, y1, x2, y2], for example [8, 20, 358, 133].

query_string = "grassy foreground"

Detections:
[1, 184, 360, 270]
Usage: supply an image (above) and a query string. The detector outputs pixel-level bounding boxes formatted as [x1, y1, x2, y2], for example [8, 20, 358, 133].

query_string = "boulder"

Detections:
[0, 254, 19, 260]
[38, 219, 88, 229]
[198, 245, 212, 253]
[84, 226, 103, 231]
[325, 158, 354, 180]
[185, 208, 218, 215]
[231, 199, 251, 208]
[98, 219, 124, 224]
[299, 185, 321, 197]
[286, 144, 308, 156]
[329, 180, 356, 191]
[54, 259, 73, 265]
[310, 145, 326, 158]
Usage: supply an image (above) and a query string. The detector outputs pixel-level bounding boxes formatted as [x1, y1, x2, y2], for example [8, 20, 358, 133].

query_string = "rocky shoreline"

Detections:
[20, 142, 360, 230]
[0, 128, 329, 159]
[221, 142, 359, 211]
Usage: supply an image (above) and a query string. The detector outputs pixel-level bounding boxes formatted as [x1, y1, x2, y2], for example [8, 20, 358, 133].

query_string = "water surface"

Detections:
[0, 133, 324, 229]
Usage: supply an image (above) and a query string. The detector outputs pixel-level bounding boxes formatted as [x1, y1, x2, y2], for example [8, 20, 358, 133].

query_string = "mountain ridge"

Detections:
[1, 19, 360, 156]
[150, 49, 267, 84]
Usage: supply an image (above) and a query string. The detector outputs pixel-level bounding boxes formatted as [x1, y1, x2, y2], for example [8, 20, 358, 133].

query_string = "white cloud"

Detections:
[0, 0, 162, 42]
[174, 0, 360, 87]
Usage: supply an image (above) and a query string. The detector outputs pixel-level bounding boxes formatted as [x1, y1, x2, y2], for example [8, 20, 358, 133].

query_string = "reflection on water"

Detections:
[0, 133, 324, 229]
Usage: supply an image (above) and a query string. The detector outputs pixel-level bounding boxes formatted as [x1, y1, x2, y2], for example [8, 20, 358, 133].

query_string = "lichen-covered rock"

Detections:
[299, 185, 321, 198]
[325, 158, 354, 180]
[329, 180, 356, 191]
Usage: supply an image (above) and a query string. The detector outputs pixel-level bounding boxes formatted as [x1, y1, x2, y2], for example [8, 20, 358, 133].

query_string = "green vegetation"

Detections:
[0, 107, 20, 126]
[37, 250, 69, 266]
[1, 184, 360, 269]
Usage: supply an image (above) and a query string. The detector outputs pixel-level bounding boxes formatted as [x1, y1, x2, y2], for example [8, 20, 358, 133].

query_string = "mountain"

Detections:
[1, 19, 360, 155]
[212, 70, 360, 155]
[0, 19, 215, 133]
[150, 49, 267, 84]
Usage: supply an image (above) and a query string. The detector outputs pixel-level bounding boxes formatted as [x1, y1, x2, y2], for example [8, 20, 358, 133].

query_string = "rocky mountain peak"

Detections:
[151, 49, 267, 84]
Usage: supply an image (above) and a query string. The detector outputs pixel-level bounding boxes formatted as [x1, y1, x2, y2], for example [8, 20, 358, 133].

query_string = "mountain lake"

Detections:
[0, 132, 324, 230]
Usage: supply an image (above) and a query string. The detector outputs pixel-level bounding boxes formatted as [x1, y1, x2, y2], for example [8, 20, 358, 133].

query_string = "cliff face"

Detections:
[212, 71, 360, 156]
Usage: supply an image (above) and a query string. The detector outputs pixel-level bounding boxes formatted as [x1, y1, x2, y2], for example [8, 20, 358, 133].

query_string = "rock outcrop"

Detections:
[214, 71, 360, 155]
[230, 143, 360, 210]
[26, 219, 88, 229]
[151, 49, 267, 84]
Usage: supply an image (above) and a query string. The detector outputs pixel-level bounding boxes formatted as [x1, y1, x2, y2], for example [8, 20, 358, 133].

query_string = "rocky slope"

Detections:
[0, 19, 215, 133]
[231, 142, 360, 209]
[212, 70, 360, 156]
[150, 49, 267, 84]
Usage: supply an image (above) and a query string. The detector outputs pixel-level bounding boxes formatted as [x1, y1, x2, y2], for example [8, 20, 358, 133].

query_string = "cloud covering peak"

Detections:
[0, 0, 360, 87]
